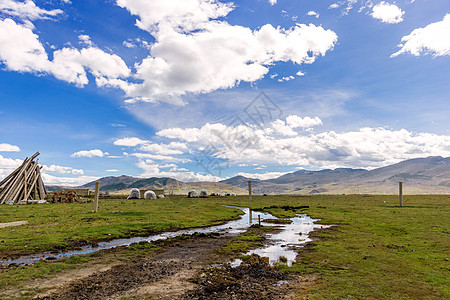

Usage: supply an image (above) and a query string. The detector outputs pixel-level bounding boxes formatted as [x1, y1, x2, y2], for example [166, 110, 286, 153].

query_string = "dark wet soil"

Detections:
[37, 259, 185, 299]
[183, 254, 288, 299]
[31, 230, 308, 300]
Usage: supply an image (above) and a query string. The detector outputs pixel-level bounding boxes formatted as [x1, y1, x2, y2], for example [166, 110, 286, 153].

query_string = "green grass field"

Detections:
[0, 194, 449, 299]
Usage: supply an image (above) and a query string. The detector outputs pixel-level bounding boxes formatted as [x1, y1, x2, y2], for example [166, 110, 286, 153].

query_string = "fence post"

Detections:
[248, 180, 252, 224]
[94, 181, 99, 213]
[399, 182, 403, 207]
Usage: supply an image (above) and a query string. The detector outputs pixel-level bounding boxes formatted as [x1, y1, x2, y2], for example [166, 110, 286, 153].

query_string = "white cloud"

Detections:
[296, 71, 305, 76]
[371, 2, 404, 24]
[307, 11, 319, 18]
[0, 154, 23, 178]
[129, 153, 190, 163]
[0, 19, 130, 87]
[136, 159, 220, 182]
[157, 118, 450, 170]
[0, 143, 20, 152]
[391, 14, 450, 57]
[71, 149, 107, 158]
[138, 143, 184, 155]
[40, 173, 99, 186]
[278, 75, 295, 82]
[78, 34, 94, 47]
[116, 0, 337, 104]
[113, 137, 187, 155]
[113, 137, 148, 147]
[106, 169, 119, 172]
[237, 171, 289, 180]
[41, 164, 84, 175]
[268, 0, 277, 5]
[123, 40, 135, 48]
[0, 18, 50, 72]
[0, 0, 63, 21]
[329, 3, 340, 9]
[116, 0, 234, 34]
[286, 115, 323, 128]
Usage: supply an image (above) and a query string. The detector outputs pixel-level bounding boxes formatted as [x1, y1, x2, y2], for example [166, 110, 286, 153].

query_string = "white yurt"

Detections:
[144, 190, 157, 200]
[128, 188, 140, 199]
[188, 190, 198, 198]
[199, 190, 208, 198]
[158, 194, 165, 198]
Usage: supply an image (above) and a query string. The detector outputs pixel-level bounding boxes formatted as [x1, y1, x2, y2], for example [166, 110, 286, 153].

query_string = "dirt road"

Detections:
[18, 232, 316, 299]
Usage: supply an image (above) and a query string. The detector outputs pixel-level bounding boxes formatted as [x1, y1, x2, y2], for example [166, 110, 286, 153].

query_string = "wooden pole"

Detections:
[248, 180, 252, 224]
[399, 182, 403, 207]
[23, 169, 27, 203]
[258, 214, 261, 226]
[94, 181, 100, 213]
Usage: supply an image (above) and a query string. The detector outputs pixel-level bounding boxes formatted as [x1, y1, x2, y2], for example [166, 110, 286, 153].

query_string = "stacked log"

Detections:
[46, 190, 80, 203]
[0, 152, 47, 204]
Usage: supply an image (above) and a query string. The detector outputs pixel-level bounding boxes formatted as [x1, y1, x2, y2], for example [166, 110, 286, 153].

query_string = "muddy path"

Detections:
[12, 230, 317, 300]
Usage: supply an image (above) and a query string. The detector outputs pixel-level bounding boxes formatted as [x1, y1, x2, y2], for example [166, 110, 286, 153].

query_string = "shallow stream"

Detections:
[0, 206, 328, 268]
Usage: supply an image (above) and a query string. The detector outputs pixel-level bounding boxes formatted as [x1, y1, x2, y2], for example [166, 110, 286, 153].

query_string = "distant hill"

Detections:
[74, 156, 450, 195]
[79, 175, 247, 195]
[220, 156, 450, 194]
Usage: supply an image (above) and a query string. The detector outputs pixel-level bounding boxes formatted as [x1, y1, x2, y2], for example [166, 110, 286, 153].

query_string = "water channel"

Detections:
[0, 206, 329, 268]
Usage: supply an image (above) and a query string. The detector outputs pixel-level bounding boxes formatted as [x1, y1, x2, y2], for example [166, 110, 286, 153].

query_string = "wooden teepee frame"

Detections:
[0, 152, 47, 204]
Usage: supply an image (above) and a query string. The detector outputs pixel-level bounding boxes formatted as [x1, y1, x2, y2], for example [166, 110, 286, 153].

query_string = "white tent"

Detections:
[144, 190, 157, 200]
[128, 188, 140, 199]
[188, 190, 198, 198]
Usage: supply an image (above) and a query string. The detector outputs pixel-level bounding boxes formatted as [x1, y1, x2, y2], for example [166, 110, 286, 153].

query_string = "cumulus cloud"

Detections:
[0, 143, 20, 152]
[41, 164, 84, 175]
[78, 34, 94, 47]
[71, 149, 107, 158]
[129, 153, 189, 163]
[268, 0, 277, 5]
[136, 159, 220, 182]
[1, 1, 337, 106]
[307, 11, 319, 18]
[391, 14, 450, 57]
[0, 18, 130, 87]
[278, 75, 295, 82]
[237, 171, 289, 180]
[0, 0, 63, 21]
[329, 3, 340, 9]
[114, 137, 188, 156]
[138, 143, 184, 155]
[113, 137, 148, 147]
[0, 154, 23, 178]
[40, 173, 99, 186]
[371, 2, 404, 24]
[0, 155, 84, 184]
[156, 117, 450, 170]
[116, 0, 338, 104]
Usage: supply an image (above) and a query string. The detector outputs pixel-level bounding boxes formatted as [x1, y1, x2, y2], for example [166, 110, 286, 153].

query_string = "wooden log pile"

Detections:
[0, 152, 47, 204]
[46, 190, 80, 203]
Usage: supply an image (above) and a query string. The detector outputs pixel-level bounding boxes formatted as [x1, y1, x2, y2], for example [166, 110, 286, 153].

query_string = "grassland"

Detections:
[0, 194, 449, 299]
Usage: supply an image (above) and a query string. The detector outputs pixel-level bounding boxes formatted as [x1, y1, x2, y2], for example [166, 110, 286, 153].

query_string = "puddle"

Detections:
[245, 215, 330, 266]
[0, 206, 328, 268]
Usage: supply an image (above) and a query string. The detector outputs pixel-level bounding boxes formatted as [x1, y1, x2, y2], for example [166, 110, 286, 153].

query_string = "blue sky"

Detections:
[0, 0, 450, 185]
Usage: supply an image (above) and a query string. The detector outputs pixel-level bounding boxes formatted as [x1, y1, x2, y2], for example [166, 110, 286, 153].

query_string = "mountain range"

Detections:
[73, 156, 450, 195]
